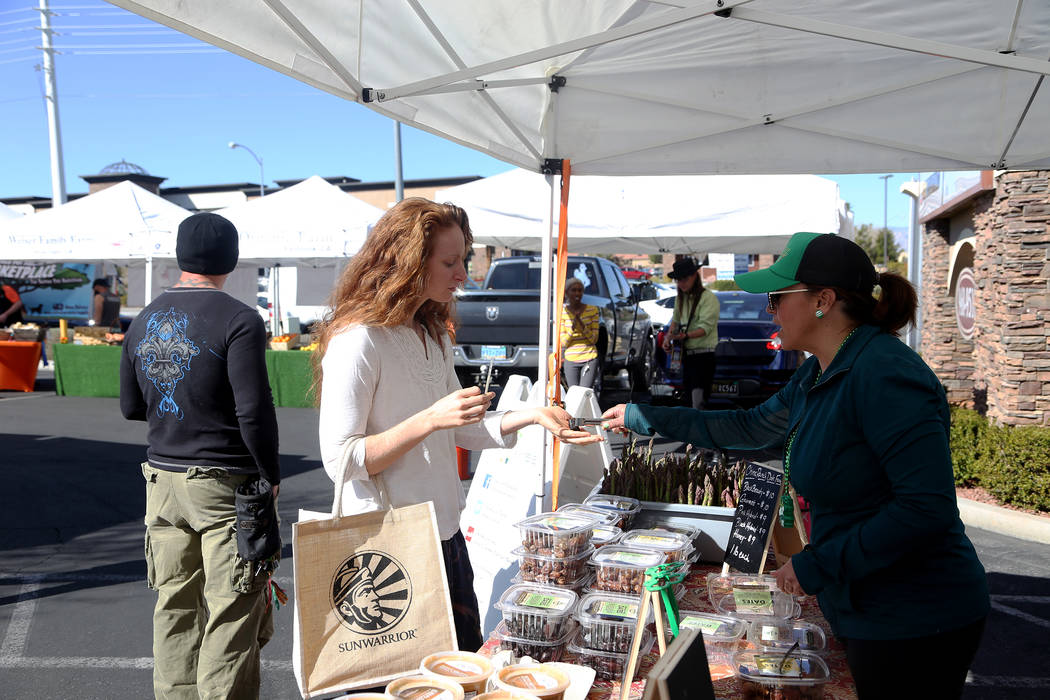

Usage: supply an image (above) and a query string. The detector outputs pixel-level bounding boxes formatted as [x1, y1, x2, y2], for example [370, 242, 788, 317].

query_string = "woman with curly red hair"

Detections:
[314, 197, 599, 650]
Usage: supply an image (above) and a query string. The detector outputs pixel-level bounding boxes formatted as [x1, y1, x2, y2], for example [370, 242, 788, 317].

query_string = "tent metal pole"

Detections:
[145, 256, 152, 306]
[261, 0, 364, 94]
[536, 174, 555, 515]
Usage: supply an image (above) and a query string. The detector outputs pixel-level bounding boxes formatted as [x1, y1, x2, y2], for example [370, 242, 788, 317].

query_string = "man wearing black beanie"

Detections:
[120, 212, 280, 699]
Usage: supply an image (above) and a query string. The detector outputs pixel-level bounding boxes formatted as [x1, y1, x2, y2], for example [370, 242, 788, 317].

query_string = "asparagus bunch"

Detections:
[603, 442, 746, 508]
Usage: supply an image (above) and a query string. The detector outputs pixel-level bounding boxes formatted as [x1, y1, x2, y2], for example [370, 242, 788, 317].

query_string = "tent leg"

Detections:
[145, 256, 152, 306]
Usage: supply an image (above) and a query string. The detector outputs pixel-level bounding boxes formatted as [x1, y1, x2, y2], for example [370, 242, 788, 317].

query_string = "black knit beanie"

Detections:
[176, 212, 239, 275]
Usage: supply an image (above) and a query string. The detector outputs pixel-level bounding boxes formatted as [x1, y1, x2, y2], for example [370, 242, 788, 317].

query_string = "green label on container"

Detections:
[596, 601, 638, 619]
[608, 551, 654, 565]
[733, 586, 773, 614]
[680, 617, 724, 635]
[760, 625, 780, 642]
[755, 655, 802, 677]
[516, 592, 569, 611]
[630, 534, 675, 546]
[539, 517, 580, 531]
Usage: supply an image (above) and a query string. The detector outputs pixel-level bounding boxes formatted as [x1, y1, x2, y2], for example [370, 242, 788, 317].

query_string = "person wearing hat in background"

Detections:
[90, 277, 122, 328]
[603, 232, 988, 699]
[663, 256, 719, 409]
[120, 212, 280, 700]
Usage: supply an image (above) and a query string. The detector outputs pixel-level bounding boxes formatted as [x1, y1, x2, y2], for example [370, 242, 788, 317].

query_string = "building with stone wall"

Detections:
[920, 170, 1050, 425]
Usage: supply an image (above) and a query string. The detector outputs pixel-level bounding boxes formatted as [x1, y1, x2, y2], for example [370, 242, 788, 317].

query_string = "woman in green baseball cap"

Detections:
[602, 232, 989, 699]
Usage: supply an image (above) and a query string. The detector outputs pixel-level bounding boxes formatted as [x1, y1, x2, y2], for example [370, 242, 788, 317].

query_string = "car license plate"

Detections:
[713, 381, 738, 396]
[480, 345, 506, 360]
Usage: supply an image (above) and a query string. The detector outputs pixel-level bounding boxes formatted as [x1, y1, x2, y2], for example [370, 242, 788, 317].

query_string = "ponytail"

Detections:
[833, 272, 916, 335]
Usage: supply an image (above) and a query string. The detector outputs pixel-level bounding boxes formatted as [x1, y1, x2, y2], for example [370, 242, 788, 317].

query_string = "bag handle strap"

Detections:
[331, 439, 390, 518]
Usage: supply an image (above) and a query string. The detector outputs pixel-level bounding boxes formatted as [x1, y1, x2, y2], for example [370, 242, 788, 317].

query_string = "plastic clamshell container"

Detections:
[513, 544, 594, 585]
[714, 586, 798, 621]
[647, 521, 703, 541]
[589, 545, 665, 595]
[667, 610, 747, 650]
[566, 628, 654, 681]
[386, 674, 466, 700]
[496, 583, 579, 641]
[618, 529, 693, 562]
[420, 651, 494, 697]
[475, 692, 542, 700]
[556, 503, 621, 526]
[583, 494, 642, 529]
[493, 663, 570, 700]
[732, 649, 831, 700]
[574, 591, 652, 653]
[511, 570, 593, 593]
[590, 524, 623, 549]
[747, 619, 828, 654]
[585, 581, 685, 603]
[515, 512, 595, 557]
[491, 619, 575, 663]
[705, 572, 779, 609]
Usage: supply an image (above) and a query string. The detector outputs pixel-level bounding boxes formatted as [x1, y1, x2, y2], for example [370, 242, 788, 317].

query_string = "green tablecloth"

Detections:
[53, 344, 316, 407]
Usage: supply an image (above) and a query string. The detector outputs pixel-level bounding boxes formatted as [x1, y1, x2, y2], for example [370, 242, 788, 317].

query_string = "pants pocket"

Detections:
[229, 527, 272, 595]
[143, 530, 158, 591]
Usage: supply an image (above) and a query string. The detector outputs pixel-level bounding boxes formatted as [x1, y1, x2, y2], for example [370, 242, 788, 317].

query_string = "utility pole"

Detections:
[878, 174, 893, 267]
[393, 121, 404, 202]
[38, 0, 67, 205]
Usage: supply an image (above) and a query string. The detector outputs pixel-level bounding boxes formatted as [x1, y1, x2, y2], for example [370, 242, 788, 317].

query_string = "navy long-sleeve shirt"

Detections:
[120, 287, 280, 484]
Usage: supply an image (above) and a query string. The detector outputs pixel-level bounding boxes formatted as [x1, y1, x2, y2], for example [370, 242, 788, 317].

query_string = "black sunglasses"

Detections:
[766, 288, 813, 311]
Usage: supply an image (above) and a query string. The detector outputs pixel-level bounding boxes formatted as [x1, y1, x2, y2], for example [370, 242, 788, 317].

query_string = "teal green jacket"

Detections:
[625, 324, 989, 640]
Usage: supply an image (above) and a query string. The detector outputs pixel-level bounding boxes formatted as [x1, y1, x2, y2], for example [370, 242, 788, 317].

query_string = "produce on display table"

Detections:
[602, 439, 747, 508]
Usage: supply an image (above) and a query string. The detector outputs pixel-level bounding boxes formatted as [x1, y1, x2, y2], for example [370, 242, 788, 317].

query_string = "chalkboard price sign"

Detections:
[722, 462, 783, 574]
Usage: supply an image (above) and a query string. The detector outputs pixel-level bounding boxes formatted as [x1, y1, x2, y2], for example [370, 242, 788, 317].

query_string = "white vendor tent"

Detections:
[0, 202, 22, 221]
[437, 169, 850, 254]
[213, 175, 384, 264]
[0, 180, 190, 261]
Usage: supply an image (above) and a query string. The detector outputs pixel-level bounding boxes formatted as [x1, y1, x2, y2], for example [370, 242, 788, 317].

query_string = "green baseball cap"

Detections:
[734, 232, 877, 294]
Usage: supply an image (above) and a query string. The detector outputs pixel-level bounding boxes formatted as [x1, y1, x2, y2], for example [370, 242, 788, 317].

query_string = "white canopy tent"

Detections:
[437, 169, 850, 254]
[0, 202, 22, 221]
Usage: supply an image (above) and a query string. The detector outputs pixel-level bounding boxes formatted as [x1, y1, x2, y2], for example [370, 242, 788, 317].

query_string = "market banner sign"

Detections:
[955, 267, 977, 340]
[0, 261, 94, 320]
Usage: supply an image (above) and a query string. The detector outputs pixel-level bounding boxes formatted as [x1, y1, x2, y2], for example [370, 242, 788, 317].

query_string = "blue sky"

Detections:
[2, 1, 915, 230]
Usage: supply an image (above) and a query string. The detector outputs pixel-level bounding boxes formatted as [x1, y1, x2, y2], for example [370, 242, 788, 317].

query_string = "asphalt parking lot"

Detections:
[1, 382, 1048, 699]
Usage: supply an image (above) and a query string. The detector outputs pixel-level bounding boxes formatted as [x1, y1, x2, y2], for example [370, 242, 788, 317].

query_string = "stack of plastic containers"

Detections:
[567, 591, 654, 681]
[493, 583, 578, 663]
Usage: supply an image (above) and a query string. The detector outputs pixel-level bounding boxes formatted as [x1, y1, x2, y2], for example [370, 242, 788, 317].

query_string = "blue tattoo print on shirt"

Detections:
[135, 308, 200, 419]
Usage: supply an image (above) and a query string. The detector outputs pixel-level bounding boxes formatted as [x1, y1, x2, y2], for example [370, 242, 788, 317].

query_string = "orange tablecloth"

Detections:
[480, 564, 857, 699]
[0, 341, 41, 392]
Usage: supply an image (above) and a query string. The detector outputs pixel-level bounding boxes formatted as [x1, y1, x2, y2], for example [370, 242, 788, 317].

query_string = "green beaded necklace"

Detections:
[779, 326, 860, 528]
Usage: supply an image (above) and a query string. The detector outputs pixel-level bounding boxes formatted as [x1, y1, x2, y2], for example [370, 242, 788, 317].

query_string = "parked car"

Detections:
[640, 294, 675, 329]
[651, 291, 803, 407]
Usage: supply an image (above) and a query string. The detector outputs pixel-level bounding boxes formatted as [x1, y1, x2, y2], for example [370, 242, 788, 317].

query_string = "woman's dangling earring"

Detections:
[815, 309, 824, 319]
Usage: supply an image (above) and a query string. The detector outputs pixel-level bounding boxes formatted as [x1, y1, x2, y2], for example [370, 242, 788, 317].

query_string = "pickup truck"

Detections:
[452, 255, 655, 397]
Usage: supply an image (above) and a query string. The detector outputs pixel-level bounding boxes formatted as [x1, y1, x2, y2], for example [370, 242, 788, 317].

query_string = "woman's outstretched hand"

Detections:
[533, 406, 604, 445]
[600, 403, 630, 435]
[775, 558, 806, 597]
[426, 386, 494, 431]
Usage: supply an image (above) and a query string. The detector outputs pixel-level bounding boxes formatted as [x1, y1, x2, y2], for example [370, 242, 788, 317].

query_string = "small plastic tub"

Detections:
[492, 663, 570, 700]
[590, 524, 623, 549]
[491, 619, 575, 663]
[386, 674, 465, 700]
[747, 619, 828, 654]
[618, 529, 693, 562]
[705, 572, 779, 609]
[513, 544, 594, 585]
[714, 585, 798, 621]
[515, 512, 595, 557]
[566, 628, 654, 681]
[496, 583, 578, 641]
[589, 545, 665, 594]
[732, 649, 831, 700]
[511, 571, 593, 593]
[574, 591, 651, 653]
[420, 651, 494, 697]
[475, 692, 542, 700]
[555, 502, 621, 526]
[583, 494, 642, 529]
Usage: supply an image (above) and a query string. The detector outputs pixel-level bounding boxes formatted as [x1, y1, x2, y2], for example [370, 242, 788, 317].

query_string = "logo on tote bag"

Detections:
[331, 551, 413, 635]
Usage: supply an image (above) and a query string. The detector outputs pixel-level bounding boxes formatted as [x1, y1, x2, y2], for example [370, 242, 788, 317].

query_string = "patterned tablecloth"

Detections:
[479, 564, 857, 699]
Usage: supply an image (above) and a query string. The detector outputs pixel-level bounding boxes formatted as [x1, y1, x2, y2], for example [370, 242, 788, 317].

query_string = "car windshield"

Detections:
[486, 260, 601, 294]
[717, 293, 773, 320]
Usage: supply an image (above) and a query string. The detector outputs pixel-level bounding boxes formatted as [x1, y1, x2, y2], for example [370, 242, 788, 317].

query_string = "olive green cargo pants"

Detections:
[142, 463, 274, 700]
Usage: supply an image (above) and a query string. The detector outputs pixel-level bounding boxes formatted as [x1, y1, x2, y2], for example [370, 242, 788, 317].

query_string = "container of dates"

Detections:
[566, 628, 654, 681]
[746, 619, 828, 655]
[589, 545, 665, 595]
[714, 584, 799, 622]
[573, 591, 651, 653]
[590, 524, 623, 550]
[513, 544, 594, 586]
[556, 502, 622, 526]
[515, 512, 595, 557]
[583, 494, 642, 529]
[511, 571, 594, 594]
[732, 649, 831, 700]
[495, 583, 578, 641]
[491, 619, 576, 663]
[618, 529, 694, 563]
[657, 610, 747, 681]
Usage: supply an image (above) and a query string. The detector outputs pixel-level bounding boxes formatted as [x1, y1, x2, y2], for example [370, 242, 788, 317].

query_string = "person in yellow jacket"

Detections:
[560, 277, 601, 389]
[663, 257, 719, 409]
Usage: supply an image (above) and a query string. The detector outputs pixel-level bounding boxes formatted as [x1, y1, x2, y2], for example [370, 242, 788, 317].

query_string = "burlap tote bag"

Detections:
[292, 463, 457, 698]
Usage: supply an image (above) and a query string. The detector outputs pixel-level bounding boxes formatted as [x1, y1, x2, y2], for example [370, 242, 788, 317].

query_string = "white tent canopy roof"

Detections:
[213, 175, 385, 264]
[0, 202, 22, 221]
[109, 0, 1050, 175]
[0, 181, 191, 261]
[437, 169, 848, 254]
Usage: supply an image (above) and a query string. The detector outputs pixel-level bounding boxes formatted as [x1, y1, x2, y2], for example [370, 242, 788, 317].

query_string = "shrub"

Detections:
[981, 425, 1050, 512]
[949, 407, 993, 487]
